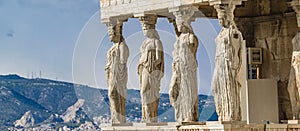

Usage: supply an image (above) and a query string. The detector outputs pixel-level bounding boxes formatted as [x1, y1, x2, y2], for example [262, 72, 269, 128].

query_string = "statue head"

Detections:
[176, 22, 193, 33]
[143, 29, 160, 39]
[218, 15, 231, 28]
[107, 21, 123, 43]
[139, 15, 160, 38]
[214, 4, 235, 28]
[173, 9, 195, 34]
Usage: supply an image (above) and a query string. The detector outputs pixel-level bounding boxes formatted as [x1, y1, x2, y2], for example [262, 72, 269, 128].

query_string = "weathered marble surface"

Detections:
[169, 7, 199, 122]
[212, 4, 243, 121]
[138, 15, 164, 123]
[105, 21, 129, 123]
[288, 32, 300, 120]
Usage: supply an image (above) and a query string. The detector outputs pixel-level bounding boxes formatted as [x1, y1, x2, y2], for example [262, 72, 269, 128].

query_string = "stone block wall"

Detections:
[252, 14, 298, 121]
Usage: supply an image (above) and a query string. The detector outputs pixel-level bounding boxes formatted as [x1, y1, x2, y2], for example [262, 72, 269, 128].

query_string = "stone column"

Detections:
[138, 14, 164, 123]
[169, 6, 199, 122]
[212, 4, 245, 122]
[105, 19, 129, 124]
[288, 0, 300, 120]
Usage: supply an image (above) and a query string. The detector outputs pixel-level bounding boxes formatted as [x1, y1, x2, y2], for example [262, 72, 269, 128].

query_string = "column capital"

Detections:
[139, 14, 157, 30]
[290, 0, 300, 7]
[105, 17, 127, 43]
[290, 0, 300, 27]
[169, 5, 198, 25]
[214, 4, 235, 19]
[214, 4, 237, 28]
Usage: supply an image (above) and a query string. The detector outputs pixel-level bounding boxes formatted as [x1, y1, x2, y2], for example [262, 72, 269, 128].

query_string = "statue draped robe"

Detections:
[212, 25, 243, 121]
[105, 40, 129, 123]
[288, 32, 300, 119]
[138, 36, 164, 122]
[170, 33, 199, 122]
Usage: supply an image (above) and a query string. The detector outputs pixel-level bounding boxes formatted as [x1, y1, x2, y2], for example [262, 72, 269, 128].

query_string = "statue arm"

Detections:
[169, 59, 180, 105]
[189, 34, 198, 57]
[119, 42, 129, 65]
[169, 72, 179, 105]
[119, 42, 129, 71]
[231, 29, 242, 70]
[105, 49, 112, 79]
[155, 40, 163, 65]
[138, 41, 146, 75]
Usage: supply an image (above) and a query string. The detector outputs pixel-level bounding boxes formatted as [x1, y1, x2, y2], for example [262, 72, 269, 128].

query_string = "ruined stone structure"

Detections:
[101, 0, 300, 130]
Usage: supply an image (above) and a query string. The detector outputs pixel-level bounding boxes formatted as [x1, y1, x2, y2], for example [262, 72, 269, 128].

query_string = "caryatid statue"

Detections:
[138, 15, 164, 123]
[105, 21, 129, 123]
[288, 32, 300, 120]
[169, 7, 199, 122]
[212, 4, 243, 121]
[288, 1, 300, 120]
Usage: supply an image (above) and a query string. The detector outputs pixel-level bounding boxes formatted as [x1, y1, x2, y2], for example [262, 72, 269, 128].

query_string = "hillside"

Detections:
[0, 74, 217, 130]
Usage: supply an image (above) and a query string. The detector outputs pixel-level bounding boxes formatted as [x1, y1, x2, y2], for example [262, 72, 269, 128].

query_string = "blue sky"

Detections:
[0, 0, 221, 95]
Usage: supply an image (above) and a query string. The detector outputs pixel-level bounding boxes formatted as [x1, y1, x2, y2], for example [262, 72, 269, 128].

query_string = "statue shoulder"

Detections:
[189, 33, 198, 44]
[292, 32, 300, 44]
[119, 41, 129, 51]
[154, 39, 163, 46]
[118, 41, 129, 59]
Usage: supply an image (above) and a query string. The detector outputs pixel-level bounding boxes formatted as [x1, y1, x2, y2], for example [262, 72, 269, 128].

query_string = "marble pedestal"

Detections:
[101, 122, 177, 131]
[101, 121, 300, 131]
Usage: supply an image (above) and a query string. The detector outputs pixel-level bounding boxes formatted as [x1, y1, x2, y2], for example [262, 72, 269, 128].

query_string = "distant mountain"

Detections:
[0, 74, 217, 130]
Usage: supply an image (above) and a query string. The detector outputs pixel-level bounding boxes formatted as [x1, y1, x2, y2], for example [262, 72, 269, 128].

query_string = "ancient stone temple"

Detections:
[101, 0, 300, 130]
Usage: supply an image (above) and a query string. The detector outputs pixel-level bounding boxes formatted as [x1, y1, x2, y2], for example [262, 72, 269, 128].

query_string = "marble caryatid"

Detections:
[212, 4, 243, 121]
[138, 15, 164, 123]
[169, 7, 199, 122]
[105, 21, 129, 124]
[288, 32, 300, 120]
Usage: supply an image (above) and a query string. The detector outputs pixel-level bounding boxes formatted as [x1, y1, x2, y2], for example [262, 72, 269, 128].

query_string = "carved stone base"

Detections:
[266, 124, 288, 130]
[101, 122, 300, 131]
[101, 122, 177, 131]
[179, 121, 205, 126]
[101, 121, 266, 131]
